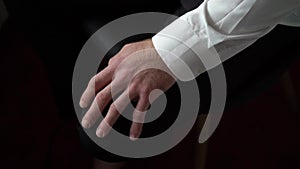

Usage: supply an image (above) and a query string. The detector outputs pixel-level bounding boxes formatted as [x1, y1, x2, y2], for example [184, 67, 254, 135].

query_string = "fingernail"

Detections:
[82, 119, 91, 129]
[96, 128, 105, 138]
[130, 134, 138, 141]
[79, 100, 88, 108]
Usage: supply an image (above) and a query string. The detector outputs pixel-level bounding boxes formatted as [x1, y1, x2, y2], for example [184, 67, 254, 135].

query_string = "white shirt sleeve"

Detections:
[152, 0, 300, 81]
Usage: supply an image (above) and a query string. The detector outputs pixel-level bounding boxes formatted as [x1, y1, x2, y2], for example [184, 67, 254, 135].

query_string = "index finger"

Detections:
[80, 67, 114, 108]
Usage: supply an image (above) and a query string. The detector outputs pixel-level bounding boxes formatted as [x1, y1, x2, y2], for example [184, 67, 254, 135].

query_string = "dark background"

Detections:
[1, 0, 300, 169]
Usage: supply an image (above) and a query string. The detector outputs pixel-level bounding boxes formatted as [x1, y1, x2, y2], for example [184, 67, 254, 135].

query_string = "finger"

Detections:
[129, 96, 150, 141]
[80, 67, 114, 108]
[81, 84, 113, 129]
[96, 89, 133, 138]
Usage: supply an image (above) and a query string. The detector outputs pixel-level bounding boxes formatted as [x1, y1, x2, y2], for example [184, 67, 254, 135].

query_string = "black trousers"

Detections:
[78, 24, 300, 162]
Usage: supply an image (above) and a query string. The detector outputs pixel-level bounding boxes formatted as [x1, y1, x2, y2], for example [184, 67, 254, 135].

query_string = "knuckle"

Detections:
[123, 43, 132, 49]
[96, 92, 106, 102]
[103, 119, 113, 128]
[80, 96, 87, 104]
[108, 56, 119, 66]
[108, 58, 114, 64]
[88, 76, 96, 87]
[129, 82, 139, 93]
[140, 86, 151, 95]
[109, 104, 118, 114]
[133, 112, 144, 121]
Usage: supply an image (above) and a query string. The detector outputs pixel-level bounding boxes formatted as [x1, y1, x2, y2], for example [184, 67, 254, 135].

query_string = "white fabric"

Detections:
[152, 0, 300, 81]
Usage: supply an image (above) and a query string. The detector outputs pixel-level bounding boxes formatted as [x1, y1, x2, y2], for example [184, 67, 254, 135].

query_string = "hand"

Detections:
[79, 39, 176, 140]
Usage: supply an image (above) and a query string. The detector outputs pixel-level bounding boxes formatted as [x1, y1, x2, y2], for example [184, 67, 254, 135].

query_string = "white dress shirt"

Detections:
[152, 0, 300, 81]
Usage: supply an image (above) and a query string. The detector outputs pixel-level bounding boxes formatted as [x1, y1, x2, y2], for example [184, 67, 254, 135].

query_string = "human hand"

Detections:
[79, 39, 176, 140]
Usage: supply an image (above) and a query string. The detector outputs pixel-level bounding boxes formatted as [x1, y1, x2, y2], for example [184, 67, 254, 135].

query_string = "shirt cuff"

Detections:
[152, 15, 221, 81]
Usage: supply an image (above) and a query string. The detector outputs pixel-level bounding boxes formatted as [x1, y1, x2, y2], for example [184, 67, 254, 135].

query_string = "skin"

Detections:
[79, 39, 176, 140]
